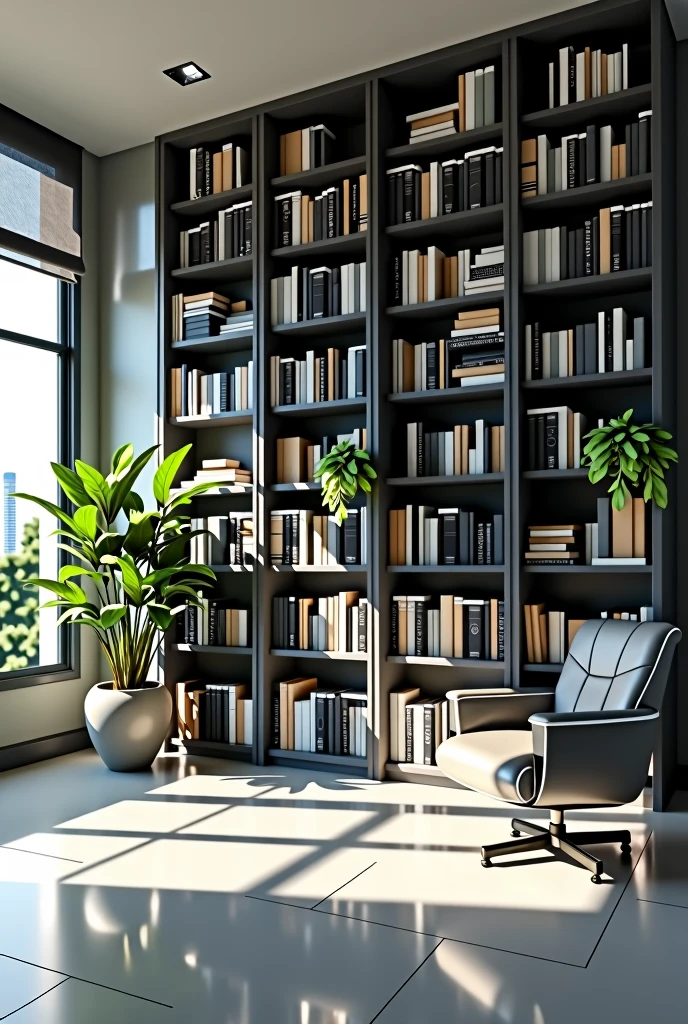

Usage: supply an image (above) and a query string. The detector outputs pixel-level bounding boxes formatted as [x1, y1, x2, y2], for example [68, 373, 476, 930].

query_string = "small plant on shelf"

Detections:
[314, 439, 377, 525]
[582, 409, 678, 510]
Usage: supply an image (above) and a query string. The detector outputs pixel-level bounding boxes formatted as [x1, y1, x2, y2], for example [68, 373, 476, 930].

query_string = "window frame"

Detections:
[0, 261, 80, 691]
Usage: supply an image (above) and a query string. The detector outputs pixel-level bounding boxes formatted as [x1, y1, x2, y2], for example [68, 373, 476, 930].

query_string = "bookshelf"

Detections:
[156, 0, 677, 807]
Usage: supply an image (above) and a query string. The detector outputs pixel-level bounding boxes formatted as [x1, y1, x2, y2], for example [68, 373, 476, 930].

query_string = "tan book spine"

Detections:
[342, 179, 350, 235]
[212, 152, 222, 194]
[309, 200, 314, 242]
[521, 165, 537, 199]
[601, 53, 608, 95]
[531, 603, 543, 662]
[499, 425, 505, 473]
[440, 595, 454, 657]
[359, 174, 368, 226]
[176, 683, 191, 740]
[279, 134, 286, 176]
[461, 424, 469, 475]
[398, 508, 406, 565]
[521, 138, 537, 164]
[411, 110, 457, 130]
[236, 698, 245, 745]
[443, 258, 452, 298]
[539, 613, 548, 662]
[611, 145, 619, 180]
[231, 608, 240, 647]
[453, 601, 464, 658]
[307, 446, 314, 482]
[600, 207, 611, 274]
[612, 500, 634, 557]
[276, 437, 284, 483]
[632, 497, 645, 558]
[490, 598, 498, 660]
[450, 256, 458, 297]
[301, 196, 310, 244]
[454, 425, 462, 474]
[458, 74, 466, 133]
[398, 601, 407, 656]
[584, 46, 591, 99]
[389, 510, 398, 565]
[524, 605, 534, 663]
[458, 307, 502, 320]
[327, 348, 334, 402]
[568, 619, 586, 648]
[421, 172, 430, 219]
[619, 143, 627, 178]
[222, 150, 233, 191]
[285, 130, 302, 175]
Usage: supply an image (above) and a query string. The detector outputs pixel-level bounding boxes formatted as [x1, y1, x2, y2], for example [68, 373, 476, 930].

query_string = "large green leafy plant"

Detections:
[313, 440, 377, 526]
[582, 409, 678, 511]
[13, 443, 221, 689]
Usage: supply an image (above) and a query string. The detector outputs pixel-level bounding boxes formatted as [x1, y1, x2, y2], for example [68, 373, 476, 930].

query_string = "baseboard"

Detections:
[0, 728, 91, 774]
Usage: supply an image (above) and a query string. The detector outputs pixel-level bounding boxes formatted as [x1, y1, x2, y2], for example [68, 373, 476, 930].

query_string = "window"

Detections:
[0, 256, 77, 682]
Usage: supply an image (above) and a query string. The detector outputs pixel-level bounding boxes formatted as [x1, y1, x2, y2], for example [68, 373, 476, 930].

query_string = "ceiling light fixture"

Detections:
[163, 62, 211, 86]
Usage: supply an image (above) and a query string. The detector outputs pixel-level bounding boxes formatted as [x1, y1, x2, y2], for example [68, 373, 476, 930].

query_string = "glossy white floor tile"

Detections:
[0, 954, 66, 1019]
[7, 978, 172, 1023]
[630, 791, 688, 910]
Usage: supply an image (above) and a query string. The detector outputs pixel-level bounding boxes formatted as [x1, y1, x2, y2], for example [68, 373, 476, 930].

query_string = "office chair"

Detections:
[436, 619, 680, 882]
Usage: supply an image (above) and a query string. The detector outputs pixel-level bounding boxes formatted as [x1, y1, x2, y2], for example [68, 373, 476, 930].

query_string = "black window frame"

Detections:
[0, 258, 80, 691]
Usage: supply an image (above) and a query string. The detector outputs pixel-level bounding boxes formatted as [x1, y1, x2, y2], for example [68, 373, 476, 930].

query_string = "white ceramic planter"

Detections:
[84, 681, 172, 772]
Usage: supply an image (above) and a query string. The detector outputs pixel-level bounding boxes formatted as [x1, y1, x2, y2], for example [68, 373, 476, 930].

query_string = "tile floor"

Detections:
[0, 750, 686, 1022]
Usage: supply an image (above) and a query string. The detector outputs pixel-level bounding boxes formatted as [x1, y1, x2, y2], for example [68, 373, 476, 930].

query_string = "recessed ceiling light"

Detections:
[163, 62, 211, 87]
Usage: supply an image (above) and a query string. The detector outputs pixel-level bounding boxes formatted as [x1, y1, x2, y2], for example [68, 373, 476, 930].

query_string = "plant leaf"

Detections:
[75, 460, 110, 516]
[153, 444, 192, 506]
[109, 445, 158, 520]
[147, 604, 174, 631]
[100, 554, 144, 605]
[100, 604, 128, 629]
[111, 443, 134, 479]
[73, 504, 99, 541]
[51, 463, 93, 507]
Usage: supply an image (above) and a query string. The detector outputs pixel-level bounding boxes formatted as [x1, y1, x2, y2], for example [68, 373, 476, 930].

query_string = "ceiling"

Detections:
[0, 0, 609, 157]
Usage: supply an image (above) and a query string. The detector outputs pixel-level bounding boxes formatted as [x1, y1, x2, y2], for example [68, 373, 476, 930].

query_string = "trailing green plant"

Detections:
[13, 443, 223, 689]
[582, 409, 678, 511]
[313, 440, 377, 526]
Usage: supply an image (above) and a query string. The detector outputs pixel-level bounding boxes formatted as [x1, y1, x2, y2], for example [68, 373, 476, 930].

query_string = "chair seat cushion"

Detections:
[436, 730, 536, 805]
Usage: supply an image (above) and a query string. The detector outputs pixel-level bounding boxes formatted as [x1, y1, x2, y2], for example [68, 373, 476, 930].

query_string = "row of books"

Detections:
[176, 682, 253, 745]
[178, 202, 253, 267]
[392, 309, 504, 393]
[175, 457, 252, 493]
[524, 311, 647, 380]
[405, 66, 497, 143]
[524, 605, 654, 665]
[271, 593, 368, 653]
[525, 406, 586, 471]
[548, 43, 630, 108]
[176, 603, 250, 647]
[279, 125, 335, 175]
[269, 345, 365, 407]
[386, 146, 503, 224]
[188, 515, 254, 568]
[270, 262, 366, 325]
[274, 176, 368, 246]
[270, 508, 367, 567]
[391, 595, 505, 660]
[169, 364, 253, 417]
[187, 140, 250, 200]
[389, 687, 450, 765]
[525, 500, 647, 568]
[271, 678, 367, 757]
[171, 292, 252, 342]
[389, 507, 504, 566]
[406, 421, 505, 477]
[523, 203, 652, 283]
[276, 430, 366, 484]
[390, 244, 504, 305]
[521, 112, 651, 197]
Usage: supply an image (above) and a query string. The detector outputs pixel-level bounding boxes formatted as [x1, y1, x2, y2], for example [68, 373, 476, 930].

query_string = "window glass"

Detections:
[0, 256, 59, 342]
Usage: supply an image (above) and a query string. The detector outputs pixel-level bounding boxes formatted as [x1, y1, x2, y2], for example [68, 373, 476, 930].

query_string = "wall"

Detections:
[0, 151, 102, 757]
[675, 38, 688, 766]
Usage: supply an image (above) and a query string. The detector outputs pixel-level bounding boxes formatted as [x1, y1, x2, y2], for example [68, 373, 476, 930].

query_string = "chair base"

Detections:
[480, 811, 632, 883]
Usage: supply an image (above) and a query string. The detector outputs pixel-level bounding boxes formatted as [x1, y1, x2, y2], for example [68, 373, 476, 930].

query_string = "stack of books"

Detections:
[270, 508, 367, 566]
[271, 593, 368, 652]
[389, 507, 504, 565]
[390, 244, 504, 305]
[171, 291, 232, 339]
[270, 262, 366, 324]
[270, 344, 365, 406]
[276, 429, 366, 483]
[392, 307, 504, 392]
[178, 202, 252, 268]
[220, 307, 254, 336]
[187, 140, 250, 199]
[169, 362, 253, 416]
[390, 688, 449, 765]
[386, 147, 503, 224]
[391, 595, 504, 660]
[523, 203, 653, 283]
[271, 678, 367, 757]
[406, 419, 505, 477]
[279, 126, 336, 174]
[524, 311, 646, 379]
[177, 457, 252, 492]
[525, 523, 583, 566]
[177, 681, 252, 745]
[274, 176, 367, 245]
[525, 406, 586, 470]
[405, 66, 497, 143]
[189, 514, 254, 567]
[548, 43, 630, 108]
[521, 112, 651, 198]
[176, 602, 250, 647]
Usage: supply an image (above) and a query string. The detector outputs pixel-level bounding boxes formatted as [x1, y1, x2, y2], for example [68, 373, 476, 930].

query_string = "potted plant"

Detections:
[13, 443, 221, 771]
[582, 409, 678, 510]
[313, 439, 377, 525]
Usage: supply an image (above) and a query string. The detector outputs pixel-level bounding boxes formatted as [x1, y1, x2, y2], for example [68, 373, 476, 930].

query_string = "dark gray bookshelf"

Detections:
[156, 0, 678, 808]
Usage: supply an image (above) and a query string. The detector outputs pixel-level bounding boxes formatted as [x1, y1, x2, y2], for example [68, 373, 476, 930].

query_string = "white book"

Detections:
[475, 419, 485, 474]
[292, 194, 301, 246]
[402, 250, 409, 306]
[474, 249, 504, 267]
[464, 278, 504, 291]
[445, 431, 454, 476]
[537, 135, 550, 195]
[427, 246, 444, 302]
[575, 52, 585, 102]
[614, 52, 622, 94]
[613, 307, 627, 372]
[545, 228, 552, 284]
[592, 557, 647, 566]
[548, 62, 555, 109]
[408, 250, 420, 305]
[607, 53, 615, 95]
[301, 128, 310, 172]
[622, 43, 629, 90]
[523, 232, 538, 286]
[573, 412, 586, 468]
[405, 101, 459, 123]
[282, 275, 291, 325]
[559, 47, 570, 106]
[558, 331, 568, 378]
[360, 261, 366, 313]
[474, 68, 484, 129]
[465, 71, 475, 130]
[409, 127, 457, 144]
[306, 350, 315, 404]
[410, 120, 454, 138]
[600, 125, 614, 182]
[626, 337, 634, 371]
[244, 699, 253, 747]
[552, 226, 561, 282]
[597, 311, 606, 373]
[429, 162, 439, 218]
[462, 372, 505, 387]
[407, 422, 417, 477]
[468, 449, 476, 475]
[525, 326, 532, 382]
[420, 342, 427, 391]
[341, 263, 349, 315]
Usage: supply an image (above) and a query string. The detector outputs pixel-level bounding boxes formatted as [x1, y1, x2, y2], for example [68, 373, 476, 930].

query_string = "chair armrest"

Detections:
[529, 707, 659, 808]
[446, 689, 554, 734]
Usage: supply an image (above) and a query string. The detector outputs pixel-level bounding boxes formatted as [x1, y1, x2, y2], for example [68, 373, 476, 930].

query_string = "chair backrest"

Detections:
[554, 619, 681, 714]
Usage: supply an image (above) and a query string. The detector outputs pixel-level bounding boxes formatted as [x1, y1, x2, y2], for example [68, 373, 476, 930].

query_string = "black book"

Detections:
[575, 227, 584, 278]
[584, 322, 597, 375]
[631, 207, 641, 269]
[597, 497, 611, 558]
[343, 514, 358, 564]
[603, 312, 613, 372]
[355, 349, 365, 397]
[442, 162, 457, 214]
[567, 137, 576, 190]
[405, 705, 414, 762]
[611, 207, 624, 271]
[391, 598, 398, 655]
[532, 321, 542, 378]
[341, 696, 351, 755]
[314, 195, 323, 241]
[574, 324, 585, 375]
[638, 115, 650, 175]
[426, 341, 438, 389]
[326, 190, 336, 238]
[536, 414, 546, 470]
[315, 693, 328, 753]
[403, 168, 418, 222]
[395, 173, 404, 227]
[416, 422, 424, 478]
[565, 45, 575, 103]
[278, 198, 291, 248]
[271, 597, 279, 647]
[414, 601, 427, 656]
[189, 229, 202, 266]
[625, 209, 633, 271]
[195, 146, 204, 199]
[467, 604, 483, 659]
[586, 124, 597, 184]
[631, 121, 640, 177]
[476, 521, 485, 565]
[328, 693, 338, 755]
[485, 151, 495, 207]
[633, 316, 646, 369]
[332, 266, 341, 316]
[495, 150, 503, 204]
[528, 416, 537, 470]
[568, 229, 576, 281]
[592, 215, 600, 276]
[583, 219, 593, 276]
[244, 205, 253, 255]
[493, 514, 504, 565]
[429, 433, 438, 477]
[459, 510, 470, 566]
[327, 269, 334, 318]
[283, 513, 293, 564]
[208, 603, 218, 646]
[441, 512, 457, 565]
[577, 137, 586, 188]
[287, 596, 297, 649]
[498, 601, 505, 661]
[545, 413, 558, 469]
[646, 203, 652, 266]
[311, 270, 328, 319]
[204, 148, 213, 197]
[468, 154, 483, 209]
[461, 159, 469, 211]
[358, 601, 367, 651]
[423, 702, 437, 766]
[391, 255, 402, 304]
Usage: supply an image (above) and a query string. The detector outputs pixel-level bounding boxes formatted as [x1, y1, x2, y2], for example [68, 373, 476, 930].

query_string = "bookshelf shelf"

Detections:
[272, 397, 366, 417]
[171, 183, 253, 217]
[172, 484, 253, 495]
[386, 204, 503, 241]
[211, 564, 254, 573]
[523, 564, 652, 573]
[270, 481, 320, 492]
[523, 267, 652, 299]
[521, 663, 564, 673]
[522, 173, 652, 214]
[271, 312, 366, 337]
[268, 749, 367, 768]
[522, 368, 652, 391]
[169, 411, 253, 428]
[171, 330, 254, 354]
[521, 84, 652, 131]
[388, 384, 504, 404]
[271, 155, 367, 190]
[387, 473, 504, 487]
[172, 738, 254, 760]
[270, 649, 368, 661]
[521, 468, 588, 480]
[174, 645, 254, 655]
[387, 564, 504, 573]
[386, 122, 503, 161]
[271, 233, 366, 259]
[171, 254, 253, 282]
[386, 292, 504, 320]
[270, 564, 367, 573]
[387, 655, 504, 669]
[385, 761, 445, 778]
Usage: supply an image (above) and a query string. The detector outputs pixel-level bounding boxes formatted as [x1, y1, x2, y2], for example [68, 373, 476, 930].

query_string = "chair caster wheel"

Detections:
[621, 843, 632, 855]
[481, 859, 491, 868]
[511, 830, 521, 837]
[591, 874, 601, 884]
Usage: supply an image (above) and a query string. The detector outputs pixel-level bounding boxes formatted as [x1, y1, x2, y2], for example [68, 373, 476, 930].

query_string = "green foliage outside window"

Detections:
[0, 519, 40, 672]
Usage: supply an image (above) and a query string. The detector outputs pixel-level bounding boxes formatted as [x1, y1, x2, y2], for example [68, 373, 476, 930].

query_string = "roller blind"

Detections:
[0, 103, 83, 282]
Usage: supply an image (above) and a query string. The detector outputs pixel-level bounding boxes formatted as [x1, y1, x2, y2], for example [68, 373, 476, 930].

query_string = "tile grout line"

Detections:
[636, 897, 688, 912]
[310, 862, 377, 910]
[0, 977, 69, 1020]
[366, 939, 445, 1024]
[1, 845, 83, 865]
